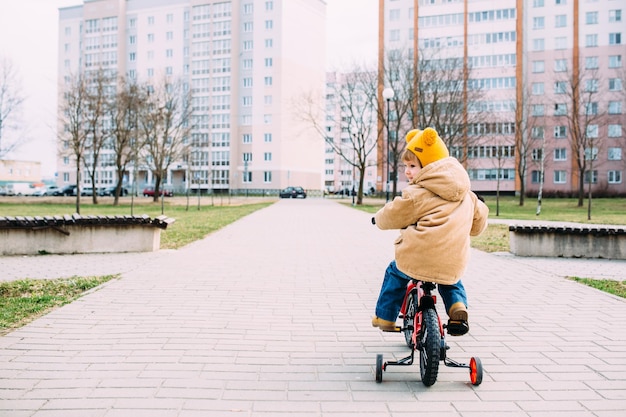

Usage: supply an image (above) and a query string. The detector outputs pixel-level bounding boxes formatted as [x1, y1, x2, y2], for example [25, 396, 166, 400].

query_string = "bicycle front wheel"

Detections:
[419, 308, 441, 386]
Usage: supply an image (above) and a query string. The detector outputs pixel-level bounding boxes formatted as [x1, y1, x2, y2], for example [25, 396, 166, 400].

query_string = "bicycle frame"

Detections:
[399, 280, 445, 346]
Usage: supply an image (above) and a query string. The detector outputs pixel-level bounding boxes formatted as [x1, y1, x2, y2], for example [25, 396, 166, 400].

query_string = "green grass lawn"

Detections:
[0, 275, 118, 335]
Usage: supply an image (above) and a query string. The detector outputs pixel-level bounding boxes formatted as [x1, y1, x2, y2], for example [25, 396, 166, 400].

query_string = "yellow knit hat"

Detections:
[405, 127, 449, 167]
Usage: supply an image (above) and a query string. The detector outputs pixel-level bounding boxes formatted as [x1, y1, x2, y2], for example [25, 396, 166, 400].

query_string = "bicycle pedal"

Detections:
[382, 326, 402, 333]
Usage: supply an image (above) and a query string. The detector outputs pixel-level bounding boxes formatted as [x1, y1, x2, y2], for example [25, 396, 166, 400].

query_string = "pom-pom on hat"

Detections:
[405, 127, 449, 167]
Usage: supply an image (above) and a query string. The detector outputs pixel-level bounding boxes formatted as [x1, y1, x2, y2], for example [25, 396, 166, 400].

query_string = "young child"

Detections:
[372, 127, 489, 336]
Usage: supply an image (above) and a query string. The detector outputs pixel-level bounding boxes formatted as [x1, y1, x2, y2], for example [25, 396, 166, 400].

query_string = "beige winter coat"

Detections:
[374, 157, 489, 285]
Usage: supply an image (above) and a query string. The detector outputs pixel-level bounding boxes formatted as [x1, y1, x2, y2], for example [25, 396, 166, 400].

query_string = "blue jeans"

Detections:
[375, 260, 468, 322]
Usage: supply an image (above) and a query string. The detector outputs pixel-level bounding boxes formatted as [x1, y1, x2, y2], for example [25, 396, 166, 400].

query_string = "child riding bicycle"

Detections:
[372, 127, 489, 336]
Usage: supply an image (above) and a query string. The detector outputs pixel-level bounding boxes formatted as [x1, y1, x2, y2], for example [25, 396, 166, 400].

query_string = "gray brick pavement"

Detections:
[1, 198, 625, 416]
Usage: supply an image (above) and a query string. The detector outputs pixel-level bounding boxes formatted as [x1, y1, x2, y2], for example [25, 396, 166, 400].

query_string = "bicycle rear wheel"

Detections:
[419, 308, 441, 386]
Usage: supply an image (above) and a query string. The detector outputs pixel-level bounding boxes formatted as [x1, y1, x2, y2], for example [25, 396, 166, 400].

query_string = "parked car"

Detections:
[59, 185, 78, 196]
[31, 186, 48, 197]
[99, 186, 129, 197]
[143, 186, 173, 197]
[279, 186, 307, 199]
[43, 185, 60, 196]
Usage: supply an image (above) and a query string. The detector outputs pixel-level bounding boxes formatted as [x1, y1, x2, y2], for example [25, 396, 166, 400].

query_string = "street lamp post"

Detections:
[382, 87, 395, 202]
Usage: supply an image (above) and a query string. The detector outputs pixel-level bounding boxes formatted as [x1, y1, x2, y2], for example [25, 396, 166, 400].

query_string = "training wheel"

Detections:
[469, 357, 483, 386]
[375, 354, 384, 383]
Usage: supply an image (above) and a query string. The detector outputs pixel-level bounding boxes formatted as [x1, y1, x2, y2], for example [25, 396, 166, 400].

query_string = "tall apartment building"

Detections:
[57, 0, 326, 195]
[379, 0, 625, 197]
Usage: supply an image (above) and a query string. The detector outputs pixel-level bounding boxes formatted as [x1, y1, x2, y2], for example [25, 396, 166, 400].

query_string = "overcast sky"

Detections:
[0, 0, 377, 178]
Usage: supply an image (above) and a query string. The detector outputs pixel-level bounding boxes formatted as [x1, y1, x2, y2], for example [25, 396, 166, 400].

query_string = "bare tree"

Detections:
[0, 57, 25, 158]
[559, 65, 604, 207]
[294, 69, 378, 205]
[58, 73, 89, 213]
[107, 76, 143, 205]
[138, 77, 192, 203]
[82, 68, 114, 205]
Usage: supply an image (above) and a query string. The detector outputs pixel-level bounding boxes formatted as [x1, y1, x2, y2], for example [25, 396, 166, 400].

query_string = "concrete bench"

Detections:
[509, 224, 626, 260]
[0, 214, 175, 256]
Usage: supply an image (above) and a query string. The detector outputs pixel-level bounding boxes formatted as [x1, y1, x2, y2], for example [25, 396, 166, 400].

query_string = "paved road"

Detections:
[1, 198, 625, 416]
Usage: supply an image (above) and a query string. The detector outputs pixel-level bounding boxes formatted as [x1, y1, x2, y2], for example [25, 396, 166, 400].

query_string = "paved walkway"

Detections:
[1, 199, 625, 417]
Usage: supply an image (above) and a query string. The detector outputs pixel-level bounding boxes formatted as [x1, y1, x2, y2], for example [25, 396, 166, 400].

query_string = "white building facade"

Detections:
[57, 0, 326, 196]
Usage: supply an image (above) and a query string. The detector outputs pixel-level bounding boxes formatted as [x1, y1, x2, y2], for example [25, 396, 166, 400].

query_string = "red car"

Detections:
[143, 187, 173, 197]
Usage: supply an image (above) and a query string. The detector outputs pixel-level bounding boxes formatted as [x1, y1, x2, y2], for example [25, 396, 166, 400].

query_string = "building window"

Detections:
[264, 133, 272, 142]
[554, 59, 567, 72]
[554, 148, 567, 161]
[532, 104, 545, 116]
[554, 81, 567, 94]
[265, 38, 273, 48]
[533, 38, 545, 51]
[608, 124, 622, 137]
[532, 82, 544, 95]
[608, 147, 622, 160]
[585, 11, 598, 24]
[609, 78, 623, 91]
[533, 17, 545, 29]
[585, 34, 598, 47]
[264, 152, 272, 161]
[608, 101, 622, 114]
[265, 20, 273, 29]
[532, 60, 545, 73]
[243, 134, 252, 143]
[265, 1, 273, 11]
[555, 36, 567, 49]
[243, 40, 253, 50]
[264, 76, 272, 86]
[609, 33, 622, 45]
[584, 79, 599, 92]
[609, 10, 622, 22]
[555, 15, 566, 27]
[244, 22, 253, 32]
[609, 55, 622, 68]
[554, 170, 567, 184]
[264, 171, 272, 183]
[265, 58, 273, 67]
[585, 56, 599, 69]
[390, 9, 400, 20]
[532, 149, 543, 161]
[554, 126, 567, 138]
[243, 77, 252, 87]
[532, 126, 544, 139]
[583, 170, 598, 184]
[554, 103, 567, 116]
[584, 147, 599, 161]
[608, 171, 622, 184]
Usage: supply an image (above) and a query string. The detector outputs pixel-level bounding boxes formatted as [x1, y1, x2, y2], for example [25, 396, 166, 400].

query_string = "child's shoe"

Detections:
[446, 302, 469, 336]
[371, 316, 399, 332]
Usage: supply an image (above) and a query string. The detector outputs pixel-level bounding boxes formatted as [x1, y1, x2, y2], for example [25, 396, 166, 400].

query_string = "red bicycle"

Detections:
[375, 279, 483, 386]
